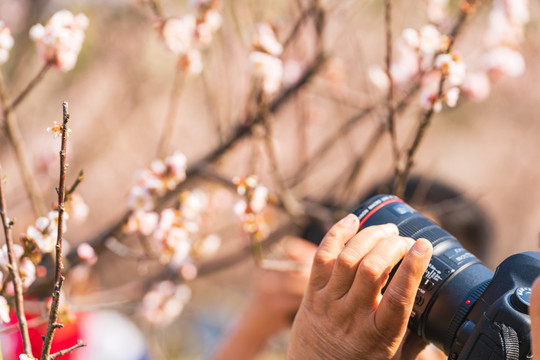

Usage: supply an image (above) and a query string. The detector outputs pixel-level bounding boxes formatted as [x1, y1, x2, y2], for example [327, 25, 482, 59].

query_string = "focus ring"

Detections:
[444, 279, 491, 354]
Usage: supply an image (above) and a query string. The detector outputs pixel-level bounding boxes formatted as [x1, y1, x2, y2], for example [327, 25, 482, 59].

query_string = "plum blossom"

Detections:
[19, 355, 36, 360]
[0, 296, 9, 324]
[434, 52, 466, 86]
[0, 21, 14, 65]
[139, 281, 192, 325]
[367, 65, 390, 92]
[485, 0, 529, 47]
[24, 211, 68, 253]
[234, 175, 271, 238]
[419, 25, 446, 56]
[192, 234, 221, 259]
[252, 23, 283, 56]
[29, 10, 88, 72]
[161, 15, 196, 55]
[250, 51, 283, 95]
[127, 151, 187, 211]
[483, 46, 525, 78]
[444, 87, 460, 107]
[249, 23, 284, 96]
[179, 49, 203, 75]
[77, 242, 97, 265]
[427, 0, 449, 24]
[19, 257, 36, 289]
[124, 210, 159, 236]
[66, 193, 89, 222]
[462, 72, 491, 102]
[0, 244, 24, 266]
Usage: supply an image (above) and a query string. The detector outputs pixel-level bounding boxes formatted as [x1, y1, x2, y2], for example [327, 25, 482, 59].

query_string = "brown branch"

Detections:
[41, 102, 71, 360]
[49, 340, 87, 359]
[0, 72, 47, 217]
[67, 170, 84, 196]
[11, 62, 51, 111]
[384, 0, 400, 175]
[392, 3, 476, 197]
[0, 170, 33, 356]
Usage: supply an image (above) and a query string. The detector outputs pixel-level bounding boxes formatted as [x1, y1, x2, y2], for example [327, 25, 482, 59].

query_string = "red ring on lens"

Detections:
[358, 198, 404, 228]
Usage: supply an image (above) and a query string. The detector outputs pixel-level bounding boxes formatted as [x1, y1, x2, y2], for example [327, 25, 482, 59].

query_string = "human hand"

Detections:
[531, 276, 540, 356]
[248, 236, 317, 335]
[287, 214, 433, 360]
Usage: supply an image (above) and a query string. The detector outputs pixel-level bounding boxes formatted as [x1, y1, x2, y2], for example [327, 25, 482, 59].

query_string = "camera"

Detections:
[353, 194, 540, 360]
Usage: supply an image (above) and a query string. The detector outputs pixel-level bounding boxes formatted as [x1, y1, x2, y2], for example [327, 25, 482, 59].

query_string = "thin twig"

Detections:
[0, 170, 33, 356]
[49, 340, 87, 359]
[0, 72, 47, 217]
[41, 102, 71, 360]
[67, 170, 84, 196]
[393, 3, 476, 196]
[11, 62, 51, 111]
[384, 0, 400, 175]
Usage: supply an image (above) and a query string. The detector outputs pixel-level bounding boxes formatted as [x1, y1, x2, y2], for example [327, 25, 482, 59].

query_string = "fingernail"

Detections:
[411, 239, 431, 256]
[340, 214, 358, 227]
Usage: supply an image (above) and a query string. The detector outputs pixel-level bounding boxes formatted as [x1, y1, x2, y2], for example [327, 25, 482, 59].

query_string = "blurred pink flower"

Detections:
[249, 51, 283, 95]
[434, 53, 466, 86]
[0, 297, 9, 324]
[161, 15, 196, 55]
[179, 49, 203, 75]
[77, 242, 98, 265]
[0, 21, 14, 65]
[483, 46, 525, 78]
[419, 25, 445, 56]
[19, 258, 36, 289]
[252, 23, 283, 56]
[193, 234, 221, 259]
[0, 244, 23, 266]
[427, 0, 449, 24]
[462, 71, 491, 102]
[19, 354, 36, 360]
[29, 9, 88, 72]
[367, 65, 390, 92]
[139, 281, 192, 325]
[444, 87, 460, 107]
[66, 193, 89, 222]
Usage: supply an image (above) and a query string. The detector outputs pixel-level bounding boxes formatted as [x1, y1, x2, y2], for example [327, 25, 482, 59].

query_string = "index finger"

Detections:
[375, 238, 432, 338]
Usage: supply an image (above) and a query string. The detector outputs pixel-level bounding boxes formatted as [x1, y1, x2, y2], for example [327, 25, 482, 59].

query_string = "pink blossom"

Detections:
[29, 10, 88, 72]
[419, 25, 445, 56]
[0, 296, 10, 323]
[19, 258, 36, 289]
[179, 49, 203, 75]
[420, 71, 442, 111]
[427, 0, 449, 24]
[483, 46, 525, 78]
[283, 59, 303, 86]
[462, 71, 491, 102]
[434, 53, 466, 86]
[165, 151, 187, 184]
[367, 65, 390, 92]
[139, 281, 192, 325]
[390, 39, 419, 85]
[20, 354, 37, 360]
[0, 244, 23, 266]
[66, 193, 89, 222]
[127, 185, 154, 211]
[24, 212, 66, 254]
[77, 242, 97, 265]
[250, 185, 268, 213]
[161, 15, 196, 55]
[252, 23, 283, 56]
[193, 234, 221, 259]
[444, 87, 460, 107]
[249, 51, 283, 95]
[181, 189, 208, 220]
[125, 210, 159, 236]
[0, 21, 14, 65]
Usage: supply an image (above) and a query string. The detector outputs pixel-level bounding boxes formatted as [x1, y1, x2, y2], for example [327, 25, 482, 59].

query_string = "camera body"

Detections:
[353, 194, 540, 360]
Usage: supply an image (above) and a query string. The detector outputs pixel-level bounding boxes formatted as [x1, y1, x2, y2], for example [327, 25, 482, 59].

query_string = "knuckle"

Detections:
[357, 257, 387, 281]
[313, 248, 335, 267]
[384, 286, 411, 310]
[336, 248, 361, 269]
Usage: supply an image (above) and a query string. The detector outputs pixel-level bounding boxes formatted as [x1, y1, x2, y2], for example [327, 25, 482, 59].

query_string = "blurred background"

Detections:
[0, 0, 539, 358]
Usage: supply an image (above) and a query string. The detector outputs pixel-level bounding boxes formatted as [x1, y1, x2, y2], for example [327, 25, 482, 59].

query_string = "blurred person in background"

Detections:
[213, 176, 491, 359]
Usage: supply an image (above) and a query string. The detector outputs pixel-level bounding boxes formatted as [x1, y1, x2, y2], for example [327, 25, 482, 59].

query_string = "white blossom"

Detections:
[0, 21, 14, 65]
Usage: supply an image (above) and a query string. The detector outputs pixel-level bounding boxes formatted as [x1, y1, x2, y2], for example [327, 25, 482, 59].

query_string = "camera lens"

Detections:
[353, 194, 494, 353]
